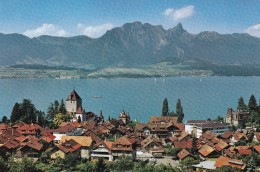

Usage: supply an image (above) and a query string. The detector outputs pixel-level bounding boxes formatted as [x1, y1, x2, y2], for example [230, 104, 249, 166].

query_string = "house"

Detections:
[231, 132, 248, 144]
[149, 116, 178, 124]
[15, 137, 43, 158]
[91, 141, 113, 161]
[51, 139, 81, 159]
[177, 149, 193, 160]
[141, 135, 162, 152]
[60, 136, 93, 159]
[74, 107, 86, 122]
[66, 90, 82, 114]
[111, 136, 136, 159]
[214, 140, 228, 153]
[173, 140, 192, 149]
[185, 120, 229, 138]
[225, 108, 249, 126]
[53, 124, 77, 143]
[220, 131, 233, 143]
[215, 156, 246, 170]
[235, 146, 252, 156]
[198, 144, 218, 158]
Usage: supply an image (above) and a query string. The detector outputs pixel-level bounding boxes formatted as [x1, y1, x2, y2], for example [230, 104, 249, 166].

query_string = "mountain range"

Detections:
[0, 22, 259, 69]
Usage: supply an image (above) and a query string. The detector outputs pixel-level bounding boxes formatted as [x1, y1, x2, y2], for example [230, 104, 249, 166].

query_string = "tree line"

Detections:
[6, 98, 70, 128]
[161, 98, 184, 123]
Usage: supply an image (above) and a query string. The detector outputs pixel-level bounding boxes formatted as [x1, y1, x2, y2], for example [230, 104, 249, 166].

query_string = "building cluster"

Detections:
[0, 90, 259, 171]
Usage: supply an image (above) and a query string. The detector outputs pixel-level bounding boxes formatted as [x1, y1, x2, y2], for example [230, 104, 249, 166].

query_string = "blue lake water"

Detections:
[0, 77, 259, 123]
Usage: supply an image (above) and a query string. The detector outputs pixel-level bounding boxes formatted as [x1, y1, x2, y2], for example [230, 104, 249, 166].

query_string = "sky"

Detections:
[0, 0, 259, 38]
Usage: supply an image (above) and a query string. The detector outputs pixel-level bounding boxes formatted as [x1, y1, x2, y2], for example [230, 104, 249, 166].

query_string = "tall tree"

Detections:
[1, 116, 7, 124]
[59, 99, 66, 114]
[77, 116, 81, 123]
[248, 95, 257, 113]
[47, 103, 55, 121]
[176, 99, 184, 123]
[54, 100, 59, 115]
[36, 111, 46, 127]
[10, 103, 21, 124]
[19, 99, 37, 124]
[237, 96, 247, 111]
[162, 98, 169, 116]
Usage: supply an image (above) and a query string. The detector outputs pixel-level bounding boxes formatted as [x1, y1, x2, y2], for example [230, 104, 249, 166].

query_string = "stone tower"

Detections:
[66, 90, 82, 114]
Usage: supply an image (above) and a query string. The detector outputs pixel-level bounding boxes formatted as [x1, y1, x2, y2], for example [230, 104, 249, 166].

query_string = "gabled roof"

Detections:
[215, 156, 246, 170]
[66, 90, 82, 101]
[20, 140, 43, 151]
[177, 149, 191, 160]
[61, 136, 92, 147]
[221, 131, 233, 139]
[76, 107, 85, 114]
[177, 132, 191, 141]
[215, 140, 228, 152]
[236, 146, 251, 155]
[150, 116, 178, 124]
[114, 136, 133, 145]
[199, 144, 215, 157]
[174, 140, 192, 149]
[56, 139, 82, 153]
[232, 132, 248, 141]
[53, 124, 76, 133]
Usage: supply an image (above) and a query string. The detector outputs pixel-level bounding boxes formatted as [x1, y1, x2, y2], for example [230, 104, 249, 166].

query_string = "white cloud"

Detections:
[245, 24, 260, 38]
[23, 23, 68, 38]
[163, 5, 195, 21]
[77, 23, 114, 38]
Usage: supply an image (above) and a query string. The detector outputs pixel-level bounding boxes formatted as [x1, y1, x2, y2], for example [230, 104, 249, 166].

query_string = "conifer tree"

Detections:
[59, 99, 66, 114]
[47, 103, 55, 121]
[248, 95, 257, 113]
[77, 116, 81, 123]
[1, 116, 7, 124]
[162, 98, 169, 116]
[176, 99, 184, 123]
[237, 96, 247, 111]
[10, 102, 21, 124]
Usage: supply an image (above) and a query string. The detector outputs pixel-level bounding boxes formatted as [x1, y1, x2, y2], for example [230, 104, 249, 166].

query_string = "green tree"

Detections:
[0, 156, 8, 172]
[53, 113, 71, 126]
[47, 103, 55, 121]
[1, 116, 7, 124]
[237, 96, 247, 111]
[215, 166, 240, 172]
[176, 99, 184, 123]
[162, 98, 169, 116]
[58, 99, 66, 114]
[95, 158, 106, 172]
[36, 111, 46, 127]
[54, 100, 59, 115]
[248, 95, 257, 113]
[10, 102, 21, 124]
[19, 99, 37, 124]
[215, 116, 224, 122]
[8, 157, 40, 172]
[179, 157, 199, 171]
[190, 137, 198, 154]
[77, 116, 81, 123]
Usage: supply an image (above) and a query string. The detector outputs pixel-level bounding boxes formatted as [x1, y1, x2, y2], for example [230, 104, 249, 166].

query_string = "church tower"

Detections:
[66, 90, 82, 114]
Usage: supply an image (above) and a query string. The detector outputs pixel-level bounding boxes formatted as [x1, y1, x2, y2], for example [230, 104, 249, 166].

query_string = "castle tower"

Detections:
[66, 90, 82, 114]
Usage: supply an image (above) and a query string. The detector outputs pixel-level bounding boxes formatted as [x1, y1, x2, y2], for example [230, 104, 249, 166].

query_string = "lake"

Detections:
[0, 76, 259, 123]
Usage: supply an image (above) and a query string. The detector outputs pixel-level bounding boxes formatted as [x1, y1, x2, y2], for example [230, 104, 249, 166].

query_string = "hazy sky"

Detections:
[0, 0, 259, 38]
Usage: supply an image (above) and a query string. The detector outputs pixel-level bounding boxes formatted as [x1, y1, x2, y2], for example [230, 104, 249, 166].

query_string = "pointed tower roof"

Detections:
[66, 90, 82, 101]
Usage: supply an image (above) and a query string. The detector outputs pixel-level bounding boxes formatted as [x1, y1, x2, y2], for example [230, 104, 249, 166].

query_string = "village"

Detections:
[0, 90, 260, 172]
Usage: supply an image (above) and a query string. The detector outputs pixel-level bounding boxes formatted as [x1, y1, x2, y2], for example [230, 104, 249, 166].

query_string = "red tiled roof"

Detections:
[174, 140, 192, 149]
[221, 131, 233, 139]
[215, 156, 246, 170]
[56, 139, 82, 153]
[215, 140, 228, 152]
[253, 145, 260, 153]
[236, 146, 251, 155]
[53, 124, 76, 133]
[199, 144, 215, 157]
[177, 149, 191, 160]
